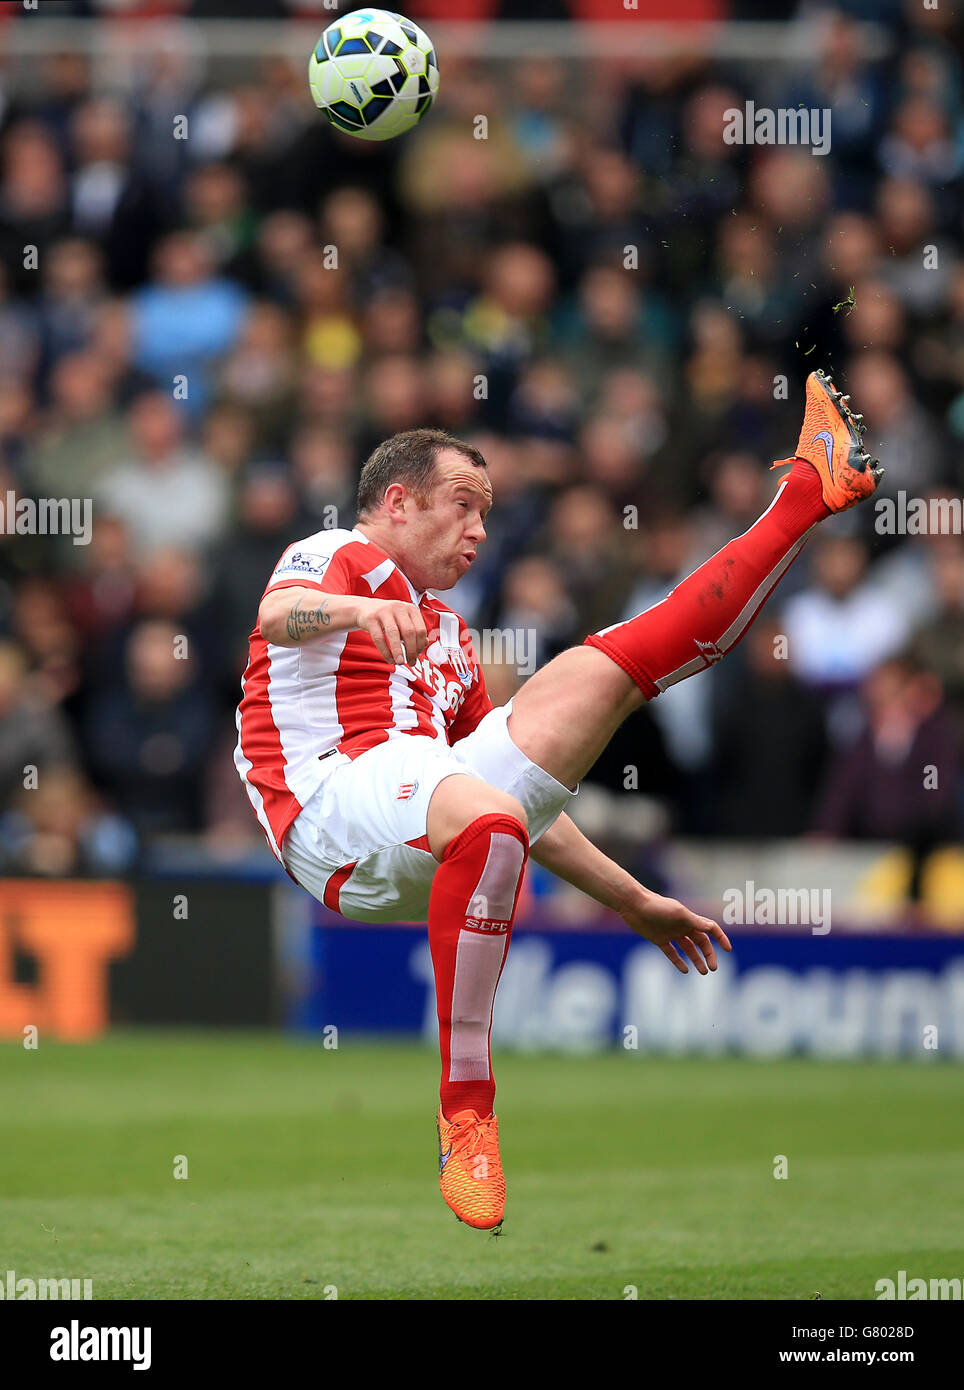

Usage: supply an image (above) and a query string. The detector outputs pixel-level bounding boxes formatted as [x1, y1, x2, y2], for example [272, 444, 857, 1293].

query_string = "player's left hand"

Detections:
[620, 891, 731, 975]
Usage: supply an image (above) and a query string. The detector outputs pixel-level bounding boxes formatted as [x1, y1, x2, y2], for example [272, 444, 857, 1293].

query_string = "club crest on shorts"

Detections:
[396, 781, 419, 801]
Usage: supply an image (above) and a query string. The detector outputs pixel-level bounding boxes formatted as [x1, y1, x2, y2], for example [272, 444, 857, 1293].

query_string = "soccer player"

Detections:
[235, 370, 881, 1230]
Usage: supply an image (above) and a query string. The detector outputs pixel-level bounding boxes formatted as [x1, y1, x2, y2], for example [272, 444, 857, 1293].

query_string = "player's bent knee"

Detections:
[473, 788, 527, 832]
[427, 776, 527, 862]
[440, 808, 529, 865]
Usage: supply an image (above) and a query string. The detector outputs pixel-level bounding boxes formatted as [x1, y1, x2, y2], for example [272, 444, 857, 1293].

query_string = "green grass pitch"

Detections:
[1, 1033, 962, 1300]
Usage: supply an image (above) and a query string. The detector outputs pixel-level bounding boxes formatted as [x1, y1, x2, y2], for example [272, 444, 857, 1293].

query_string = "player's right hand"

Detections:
[355, 598, 428, 666]
[621, 890, 731, 975]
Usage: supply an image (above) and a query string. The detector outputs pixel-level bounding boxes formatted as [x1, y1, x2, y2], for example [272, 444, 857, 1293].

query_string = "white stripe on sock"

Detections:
[467, 831, 525, 922]
[448, 930, 508, 1082]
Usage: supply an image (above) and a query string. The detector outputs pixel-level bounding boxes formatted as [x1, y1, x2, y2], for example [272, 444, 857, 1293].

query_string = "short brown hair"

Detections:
[356, 428, 487, 518]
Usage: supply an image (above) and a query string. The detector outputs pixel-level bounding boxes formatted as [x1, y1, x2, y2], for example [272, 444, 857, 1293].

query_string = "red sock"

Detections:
[585, 459, 831, 697]
[429, 812, 528, 1121]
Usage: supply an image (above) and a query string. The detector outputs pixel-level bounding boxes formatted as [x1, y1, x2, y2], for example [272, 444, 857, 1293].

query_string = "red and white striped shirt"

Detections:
[235, 527, 492, 862]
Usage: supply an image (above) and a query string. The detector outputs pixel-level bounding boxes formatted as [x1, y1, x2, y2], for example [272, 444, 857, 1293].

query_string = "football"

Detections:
[308, 8, 439, 142]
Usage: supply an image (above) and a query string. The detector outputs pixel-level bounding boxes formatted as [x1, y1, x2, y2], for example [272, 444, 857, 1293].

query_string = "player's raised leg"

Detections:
[509, 370, 883, 791]
[425, 775, 529, 1229]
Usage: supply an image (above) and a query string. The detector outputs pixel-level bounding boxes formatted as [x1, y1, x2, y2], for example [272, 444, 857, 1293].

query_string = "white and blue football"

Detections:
[309, 8, 439, 142]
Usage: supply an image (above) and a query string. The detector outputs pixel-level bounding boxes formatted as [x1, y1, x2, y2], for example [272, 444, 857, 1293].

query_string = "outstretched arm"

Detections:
[529, 812, 730, 975]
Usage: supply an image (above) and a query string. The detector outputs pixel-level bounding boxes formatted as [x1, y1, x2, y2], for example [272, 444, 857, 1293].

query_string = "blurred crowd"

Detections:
[0, 0, 962, 882]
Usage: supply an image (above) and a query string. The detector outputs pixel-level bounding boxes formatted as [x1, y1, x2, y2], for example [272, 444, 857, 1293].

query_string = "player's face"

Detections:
[404, 450, 492, 591]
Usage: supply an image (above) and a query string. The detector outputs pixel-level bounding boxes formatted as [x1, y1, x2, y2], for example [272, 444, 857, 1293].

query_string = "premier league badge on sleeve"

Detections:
[276, 551, 330, 576]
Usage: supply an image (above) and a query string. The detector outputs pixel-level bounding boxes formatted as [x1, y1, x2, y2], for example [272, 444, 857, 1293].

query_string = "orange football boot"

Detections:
[437, 1107, 505, 1230]
[772, 369, 884, 513]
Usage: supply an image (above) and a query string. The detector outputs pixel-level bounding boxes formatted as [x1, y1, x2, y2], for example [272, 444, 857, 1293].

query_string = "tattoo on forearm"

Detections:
[285, 597, 331, 642]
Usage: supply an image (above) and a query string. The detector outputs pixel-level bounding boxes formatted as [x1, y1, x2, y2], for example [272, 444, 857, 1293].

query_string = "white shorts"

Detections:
[281, 701, 574, 924]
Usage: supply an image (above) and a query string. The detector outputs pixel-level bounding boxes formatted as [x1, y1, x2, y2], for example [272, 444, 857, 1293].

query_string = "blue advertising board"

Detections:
[283, 905, 964, 1059]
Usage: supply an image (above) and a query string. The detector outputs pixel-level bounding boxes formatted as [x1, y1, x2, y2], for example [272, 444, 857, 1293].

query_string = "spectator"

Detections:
[363, 287, 422, 358]
[0, 638, 76, 810]
[541, 484, 632, 635]
[319, 185, 410, 301]
[846, 351, 948, 496]
[0, 122, 70, 295]
[558, 263, 676, 398]
[875, 177, 956, 316]
[294, 248, 362, 373]
[712, 619, 829, 837]
[288, 424, 356, 531]
[64, 514, 137, 646]
[68, 96, 167, 289]
[25, 349, 127, 504]
[781, 535, 913, 694]
[0, 765, 135, 876]
[97, 391, 229, 556]
[182, 161, 258, 285]
[781, 11, 888, 207]
[216, 299, 298, 450]
[83, 618, 217, 836]
[129, 231, 249, 415]
[0, 259, 38, 385]
[815, 654, 961, 855]
[211, 466, 303, 674]
[618, 514, 718, 786]
[496, 554, 579, 670]
[37, 237, 107, 377]
[688, 452, 768, 563]
[910, 541, 964, 735]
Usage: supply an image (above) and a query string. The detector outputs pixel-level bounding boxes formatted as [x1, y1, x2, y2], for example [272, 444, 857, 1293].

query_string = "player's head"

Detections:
[355, 428, 492, 591]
